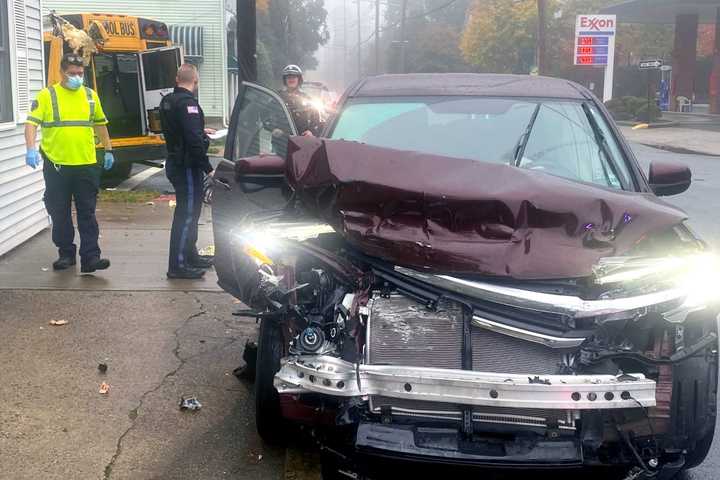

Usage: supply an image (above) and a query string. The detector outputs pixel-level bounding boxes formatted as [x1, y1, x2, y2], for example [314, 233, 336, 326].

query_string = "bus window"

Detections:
[141, 48, 180, 91]
[94, 53, 143, 138]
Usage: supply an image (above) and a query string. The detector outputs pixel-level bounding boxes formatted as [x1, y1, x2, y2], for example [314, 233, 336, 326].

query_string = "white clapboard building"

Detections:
[0, 0, 49, 256]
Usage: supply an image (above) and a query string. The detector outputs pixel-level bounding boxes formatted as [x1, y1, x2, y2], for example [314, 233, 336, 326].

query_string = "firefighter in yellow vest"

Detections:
[24, 53, 114, 273]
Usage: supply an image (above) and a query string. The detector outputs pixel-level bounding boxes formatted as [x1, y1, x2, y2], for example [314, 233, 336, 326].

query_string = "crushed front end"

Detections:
[232, 219, 718, 478]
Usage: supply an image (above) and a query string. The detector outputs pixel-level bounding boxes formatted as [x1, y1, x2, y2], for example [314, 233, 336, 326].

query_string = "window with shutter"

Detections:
[0, 0, 13, 123]
[12, 0, 29, 117]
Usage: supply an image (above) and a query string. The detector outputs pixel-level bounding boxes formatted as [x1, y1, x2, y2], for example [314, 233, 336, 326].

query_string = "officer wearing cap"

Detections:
[24, 53, 114, 273]
[159, 64, 214, 280]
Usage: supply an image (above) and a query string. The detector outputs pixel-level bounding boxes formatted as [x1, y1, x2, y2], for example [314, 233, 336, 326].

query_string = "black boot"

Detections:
[167, 267, 206, 280]
[52, 257, 76, 271]
[81, 257, 111, 273]
[188, 255, 214, 269]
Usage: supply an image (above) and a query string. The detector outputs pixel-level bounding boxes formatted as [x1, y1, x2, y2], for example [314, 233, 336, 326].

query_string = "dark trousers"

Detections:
[167, 163, 204, 271]
[42, 159, 101, 262]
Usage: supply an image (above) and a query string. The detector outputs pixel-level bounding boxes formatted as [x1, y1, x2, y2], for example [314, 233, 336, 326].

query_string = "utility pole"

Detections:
[343, 0, 348, 86]
[536, 0, 547, 75]
[399, 0, 407, 73]
[357, 0, 362, 79]
[236, 0, 257, 82]
[375, 0, 380, 74]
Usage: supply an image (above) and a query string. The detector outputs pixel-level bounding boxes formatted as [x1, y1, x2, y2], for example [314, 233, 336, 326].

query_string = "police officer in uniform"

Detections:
[160, 64, 214, 279]
[278, 65, 322, 136]
[24, 53, 114, 273]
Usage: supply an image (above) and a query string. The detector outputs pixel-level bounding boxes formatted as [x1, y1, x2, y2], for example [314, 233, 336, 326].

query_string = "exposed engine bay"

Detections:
[231, 217, 718, 478]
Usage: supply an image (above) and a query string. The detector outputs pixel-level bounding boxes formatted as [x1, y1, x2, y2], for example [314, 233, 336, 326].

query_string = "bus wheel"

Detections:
[105, 161, 132, 180]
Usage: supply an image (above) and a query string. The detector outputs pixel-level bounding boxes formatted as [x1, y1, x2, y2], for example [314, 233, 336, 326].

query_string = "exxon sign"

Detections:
[576, 15, 616, 35]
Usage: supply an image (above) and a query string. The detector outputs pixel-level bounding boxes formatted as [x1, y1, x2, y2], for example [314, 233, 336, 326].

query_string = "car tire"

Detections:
[255, 317, 288, 446]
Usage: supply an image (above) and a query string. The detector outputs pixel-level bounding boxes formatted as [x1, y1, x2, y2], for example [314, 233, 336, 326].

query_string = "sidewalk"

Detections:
[0, 200, 220, 291]
[619, 125, 720, 157]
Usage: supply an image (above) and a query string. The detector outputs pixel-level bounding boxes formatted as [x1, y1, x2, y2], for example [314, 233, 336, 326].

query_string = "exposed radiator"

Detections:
[366, 295, 574, 429]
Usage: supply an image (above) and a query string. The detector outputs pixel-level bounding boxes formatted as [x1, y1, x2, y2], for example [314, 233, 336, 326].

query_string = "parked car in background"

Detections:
[212, 74, 717, 479]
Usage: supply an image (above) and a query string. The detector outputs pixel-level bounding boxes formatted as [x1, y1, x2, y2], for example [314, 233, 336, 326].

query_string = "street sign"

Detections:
[574, 14, 616, 102]
[639, 59, 663, 70]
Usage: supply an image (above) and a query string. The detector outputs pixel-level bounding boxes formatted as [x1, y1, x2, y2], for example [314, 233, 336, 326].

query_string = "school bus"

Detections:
[43, 13, 183, 178]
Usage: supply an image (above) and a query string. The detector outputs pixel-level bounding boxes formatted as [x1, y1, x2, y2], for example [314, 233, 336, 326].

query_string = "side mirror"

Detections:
[648, 161, 691, 196]
[235, 154, 285, 180]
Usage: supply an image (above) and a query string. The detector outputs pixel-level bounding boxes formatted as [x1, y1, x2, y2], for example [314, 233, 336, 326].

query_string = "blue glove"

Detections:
[25, 149, 40, 169]
[103, 152, 115, 171]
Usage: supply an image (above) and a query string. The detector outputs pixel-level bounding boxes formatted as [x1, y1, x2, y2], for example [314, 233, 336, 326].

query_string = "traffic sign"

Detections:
[574, 14, 616, 101]
[639, 59, 663, 70]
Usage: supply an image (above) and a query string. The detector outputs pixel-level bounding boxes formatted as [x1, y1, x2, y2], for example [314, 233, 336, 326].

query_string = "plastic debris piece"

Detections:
[41, 267, 49, 272]
[169, 200, 177, 208]
[145, 201, 155, 206]
[179, 396, 202, 411]
[98, 363, 108, 374]
[198, 245, 215, 256]
[99, 382, 110, 394]
[49, 320, 68, 326]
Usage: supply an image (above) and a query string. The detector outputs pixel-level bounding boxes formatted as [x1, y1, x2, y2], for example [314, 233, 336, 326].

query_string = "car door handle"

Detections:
[214, 177, 232, 190]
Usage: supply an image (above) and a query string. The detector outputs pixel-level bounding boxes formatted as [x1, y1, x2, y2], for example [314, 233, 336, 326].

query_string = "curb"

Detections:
[637, 142, 720, 157]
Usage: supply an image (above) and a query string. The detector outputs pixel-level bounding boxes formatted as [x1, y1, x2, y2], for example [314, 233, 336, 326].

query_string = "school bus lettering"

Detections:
[101, 20, 137, 37]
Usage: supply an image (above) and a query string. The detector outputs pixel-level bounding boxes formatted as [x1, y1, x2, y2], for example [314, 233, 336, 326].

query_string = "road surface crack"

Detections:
[102, 293, 206, 479]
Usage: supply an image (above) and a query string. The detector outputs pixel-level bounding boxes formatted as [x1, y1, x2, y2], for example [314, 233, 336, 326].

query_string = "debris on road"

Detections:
[41, 267, 49, 272]
[99, 382, 111, 394]
[179, 396, 202, 411]
[98, 363, 108, 374]
[169, 200, 177, 208]
[49, 320, 68, 326]
[199, 245, 214, 256]
[145, 201, 155, 206]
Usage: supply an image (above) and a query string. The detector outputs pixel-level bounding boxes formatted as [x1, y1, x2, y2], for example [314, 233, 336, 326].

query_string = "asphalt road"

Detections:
[3, 143, 718, 479]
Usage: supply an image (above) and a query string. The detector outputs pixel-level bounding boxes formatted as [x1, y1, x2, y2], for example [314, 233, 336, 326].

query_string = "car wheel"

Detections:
[255, 317, 288, 446]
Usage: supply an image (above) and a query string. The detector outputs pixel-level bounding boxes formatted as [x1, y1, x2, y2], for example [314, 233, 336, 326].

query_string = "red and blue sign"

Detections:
[574, 15, 616, 67]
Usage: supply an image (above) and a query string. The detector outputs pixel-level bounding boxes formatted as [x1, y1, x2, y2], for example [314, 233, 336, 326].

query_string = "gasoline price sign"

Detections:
[574, 15, 616, 66]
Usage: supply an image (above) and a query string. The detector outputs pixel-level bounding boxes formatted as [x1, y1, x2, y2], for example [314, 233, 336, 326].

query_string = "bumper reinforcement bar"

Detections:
[275, 356, 656, 409]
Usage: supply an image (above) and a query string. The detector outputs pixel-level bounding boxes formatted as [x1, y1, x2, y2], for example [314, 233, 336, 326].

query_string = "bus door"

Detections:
[138, 47, 183, 133]
[94, 52, 144, 138]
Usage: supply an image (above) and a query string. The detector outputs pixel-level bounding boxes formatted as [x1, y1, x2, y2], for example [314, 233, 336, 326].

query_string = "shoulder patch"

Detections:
[187, 106, 199, 114]
[31, 100, 38, 111]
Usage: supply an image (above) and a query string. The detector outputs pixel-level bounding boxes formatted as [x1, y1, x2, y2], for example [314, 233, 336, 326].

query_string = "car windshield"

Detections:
[329, 96, 631, 190]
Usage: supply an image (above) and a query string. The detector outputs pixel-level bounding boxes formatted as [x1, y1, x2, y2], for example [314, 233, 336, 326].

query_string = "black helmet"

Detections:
[282, 64, 303, 85]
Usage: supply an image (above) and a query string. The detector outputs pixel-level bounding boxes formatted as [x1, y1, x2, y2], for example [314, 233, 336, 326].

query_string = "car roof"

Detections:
[349, 73, 589, 100]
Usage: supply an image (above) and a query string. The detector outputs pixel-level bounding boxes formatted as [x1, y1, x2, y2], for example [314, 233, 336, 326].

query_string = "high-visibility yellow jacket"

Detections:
[26, 84, 108, 166]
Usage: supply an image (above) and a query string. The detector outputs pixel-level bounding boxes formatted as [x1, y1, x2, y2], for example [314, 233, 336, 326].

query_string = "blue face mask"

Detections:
[66, 75, 84, 90]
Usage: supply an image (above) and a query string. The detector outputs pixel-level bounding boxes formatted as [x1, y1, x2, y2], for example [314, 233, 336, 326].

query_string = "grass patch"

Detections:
[99, 189, 161, 203]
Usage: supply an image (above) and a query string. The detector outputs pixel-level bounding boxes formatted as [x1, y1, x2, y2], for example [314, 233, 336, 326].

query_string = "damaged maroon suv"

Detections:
[212, 74, 718, 479]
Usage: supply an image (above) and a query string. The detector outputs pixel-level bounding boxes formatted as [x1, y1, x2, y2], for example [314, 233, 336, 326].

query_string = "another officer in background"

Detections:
[278, 65, 322, 136]
[160, 64, 214, 280]
[24, 53, 114, 273]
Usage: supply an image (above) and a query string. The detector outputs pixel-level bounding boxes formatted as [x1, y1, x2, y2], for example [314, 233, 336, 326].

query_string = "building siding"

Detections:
[42, 0, 228, 121]
[0, 0, 49, 257]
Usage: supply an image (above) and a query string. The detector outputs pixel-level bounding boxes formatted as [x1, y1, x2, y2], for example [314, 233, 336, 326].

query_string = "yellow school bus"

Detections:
[44, 13, 183, 177]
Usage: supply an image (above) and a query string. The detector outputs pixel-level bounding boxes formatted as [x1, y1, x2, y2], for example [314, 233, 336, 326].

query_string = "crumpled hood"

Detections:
[284, 137, 688, 279]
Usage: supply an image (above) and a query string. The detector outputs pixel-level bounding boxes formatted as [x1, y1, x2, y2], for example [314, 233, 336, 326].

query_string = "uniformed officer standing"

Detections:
[278, 65, 322, 136]
[24, 53, 114, 273]
[160, 64, 214, 280]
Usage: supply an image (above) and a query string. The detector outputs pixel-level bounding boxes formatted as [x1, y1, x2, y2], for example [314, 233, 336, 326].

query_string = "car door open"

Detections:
[211, 82, 297, 301]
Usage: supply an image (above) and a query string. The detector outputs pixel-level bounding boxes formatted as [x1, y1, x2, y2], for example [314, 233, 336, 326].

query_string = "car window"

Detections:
[233, 86, 295, 160]
[518, 102, 630, 189]
[330, 96, 631, 190]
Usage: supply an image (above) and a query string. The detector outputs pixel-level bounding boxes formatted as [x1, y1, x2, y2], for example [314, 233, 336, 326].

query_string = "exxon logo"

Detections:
[579, 16, 615, 31]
